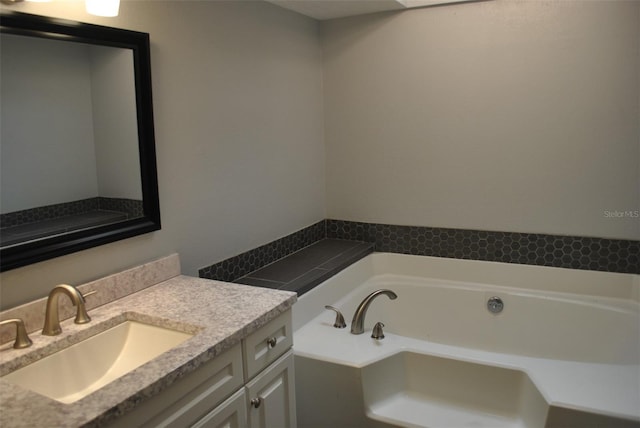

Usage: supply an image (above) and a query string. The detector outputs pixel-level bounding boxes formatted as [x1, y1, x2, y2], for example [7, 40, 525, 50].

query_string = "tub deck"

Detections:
[293, 253, 640, 427]
[296, 320, 640, 424]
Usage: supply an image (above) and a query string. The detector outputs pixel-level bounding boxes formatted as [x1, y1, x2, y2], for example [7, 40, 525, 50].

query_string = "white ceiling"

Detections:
[265, 0, 478, 20]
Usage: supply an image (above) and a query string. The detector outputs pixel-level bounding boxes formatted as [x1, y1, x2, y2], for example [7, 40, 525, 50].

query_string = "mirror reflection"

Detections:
[0, 33, 143, 248]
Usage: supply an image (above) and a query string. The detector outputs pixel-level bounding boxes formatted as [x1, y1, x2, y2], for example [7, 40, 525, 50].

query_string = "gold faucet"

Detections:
[0, 319, 33, 349]
[42, 284, 93, 336]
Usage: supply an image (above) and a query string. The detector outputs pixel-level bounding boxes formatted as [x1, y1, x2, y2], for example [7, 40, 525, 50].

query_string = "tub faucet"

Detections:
[324, 305, 347, 328]
[350, 289, 397, 335]
[42, 284, 92, 336]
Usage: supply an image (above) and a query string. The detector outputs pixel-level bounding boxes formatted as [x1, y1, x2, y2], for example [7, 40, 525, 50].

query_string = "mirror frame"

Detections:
[0, 11, 161, 272]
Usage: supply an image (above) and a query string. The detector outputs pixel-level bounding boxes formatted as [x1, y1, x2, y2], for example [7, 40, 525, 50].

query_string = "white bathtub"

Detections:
[293, 253, 640, 428]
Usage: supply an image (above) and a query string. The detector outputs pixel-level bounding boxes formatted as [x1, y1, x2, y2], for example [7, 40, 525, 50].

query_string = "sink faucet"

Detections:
[350, 289, 397, 334]
[42, 284, 92, 336]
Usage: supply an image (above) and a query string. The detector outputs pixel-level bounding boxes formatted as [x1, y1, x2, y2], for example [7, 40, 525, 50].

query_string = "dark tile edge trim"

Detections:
[327, 220, 640, 274]
[198, 220, 326, 282]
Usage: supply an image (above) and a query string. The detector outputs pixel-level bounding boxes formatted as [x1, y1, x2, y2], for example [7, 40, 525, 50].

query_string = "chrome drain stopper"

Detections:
[487, 296, 504, 314]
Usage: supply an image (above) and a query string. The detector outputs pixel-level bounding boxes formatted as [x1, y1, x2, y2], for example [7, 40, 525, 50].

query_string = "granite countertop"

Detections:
[0, 276, 296, 427]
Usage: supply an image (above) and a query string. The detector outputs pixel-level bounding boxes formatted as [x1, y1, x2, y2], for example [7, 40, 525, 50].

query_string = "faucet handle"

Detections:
[82, 290, 97, 299]
[324, 305, 347, 329]
[371, 322, 385, 340]
[1, 318, 33, 349]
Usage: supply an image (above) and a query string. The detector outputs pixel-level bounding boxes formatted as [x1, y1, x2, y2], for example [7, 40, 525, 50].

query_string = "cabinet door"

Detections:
[246, 350, 296, 428]
[192, 389, 247, 428]
[110, 345, 244, 428]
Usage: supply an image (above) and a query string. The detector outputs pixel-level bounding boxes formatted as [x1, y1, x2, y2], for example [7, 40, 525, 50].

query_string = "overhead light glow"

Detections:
[86, 0, 120, 17]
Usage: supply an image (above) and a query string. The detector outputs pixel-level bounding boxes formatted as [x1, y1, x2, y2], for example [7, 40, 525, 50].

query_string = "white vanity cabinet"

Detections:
[109, 310, 296, 428]
[192, 389, 248, 428]
[202, 310, 296, 428]
[195, 350, 296, 428]
[245, 351, 296, 428]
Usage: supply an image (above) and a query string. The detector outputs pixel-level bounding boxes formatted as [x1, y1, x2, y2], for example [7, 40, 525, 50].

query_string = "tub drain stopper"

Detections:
[487, 296, 504, 314]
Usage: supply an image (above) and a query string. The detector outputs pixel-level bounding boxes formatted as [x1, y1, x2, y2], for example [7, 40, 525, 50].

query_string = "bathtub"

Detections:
[293, 253, 640, 428]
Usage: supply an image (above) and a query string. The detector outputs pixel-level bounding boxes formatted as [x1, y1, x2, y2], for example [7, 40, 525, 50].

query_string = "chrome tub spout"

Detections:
[350, 289, 397, 334]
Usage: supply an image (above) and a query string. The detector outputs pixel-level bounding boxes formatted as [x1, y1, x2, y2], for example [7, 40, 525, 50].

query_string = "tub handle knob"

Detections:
[372, 322, 385, 340]
[324, 305, 347, 329]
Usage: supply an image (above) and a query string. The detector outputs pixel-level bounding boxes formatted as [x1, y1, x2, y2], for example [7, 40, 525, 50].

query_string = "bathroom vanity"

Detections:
[0, 255, 297, 427]
[111, 310, 296, 428]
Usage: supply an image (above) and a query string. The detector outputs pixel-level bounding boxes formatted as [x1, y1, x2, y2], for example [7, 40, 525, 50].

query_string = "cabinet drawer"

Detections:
[243, 311, 292, 381]
[110, 345, 243, 428]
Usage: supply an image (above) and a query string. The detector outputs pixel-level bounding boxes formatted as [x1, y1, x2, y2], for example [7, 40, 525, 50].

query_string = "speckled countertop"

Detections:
[0, 276, 296, 427]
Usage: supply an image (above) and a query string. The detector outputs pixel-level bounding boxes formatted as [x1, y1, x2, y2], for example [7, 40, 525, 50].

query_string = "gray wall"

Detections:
[0, 37, 142, 211]
[90, 45, 142, 200]
[0, 0, 326, 309]
[323, 0, 639, 240]
[0, 34, 99, 212]
[0, 0, 637, 310]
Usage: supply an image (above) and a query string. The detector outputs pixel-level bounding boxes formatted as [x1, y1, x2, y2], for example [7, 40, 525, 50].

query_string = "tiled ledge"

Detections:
[199, 221, 325, 283]
[234, 239, 373, 295]
[0, 211, 128, 246]
[0, 197, 143, 247]
[199, 219, 639, 295]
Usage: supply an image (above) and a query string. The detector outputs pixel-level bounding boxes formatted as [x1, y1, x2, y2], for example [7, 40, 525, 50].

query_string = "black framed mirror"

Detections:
[0, 11, 160, 271]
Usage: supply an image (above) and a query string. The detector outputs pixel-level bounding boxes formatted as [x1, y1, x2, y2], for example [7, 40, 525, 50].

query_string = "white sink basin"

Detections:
[3, 320, 193, 404]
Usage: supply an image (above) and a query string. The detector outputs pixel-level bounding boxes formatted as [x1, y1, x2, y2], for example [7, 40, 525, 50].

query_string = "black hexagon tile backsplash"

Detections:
[326, 220, 639, 274]
[200, 219, 638, 283]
